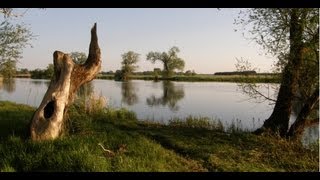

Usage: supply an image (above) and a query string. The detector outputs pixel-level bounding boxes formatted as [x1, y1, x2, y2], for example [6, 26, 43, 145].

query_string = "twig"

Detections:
[98, 143, 115, 156]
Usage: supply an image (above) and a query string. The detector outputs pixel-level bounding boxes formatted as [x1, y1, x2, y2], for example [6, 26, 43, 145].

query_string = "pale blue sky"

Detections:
[9, 8, 275, 73]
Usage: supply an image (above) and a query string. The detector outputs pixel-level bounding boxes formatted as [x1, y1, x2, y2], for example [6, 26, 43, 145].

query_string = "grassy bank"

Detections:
[97, 74, 280, 83]
[0, 101, 318, 172]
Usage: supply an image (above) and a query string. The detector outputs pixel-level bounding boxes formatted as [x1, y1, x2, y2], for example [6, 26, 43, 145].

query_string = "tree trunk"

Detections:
[30, 23, 101, 141]
[163, 61, 170, 78]
[287, 88, 319, 139]
[255, 10, 304, 136]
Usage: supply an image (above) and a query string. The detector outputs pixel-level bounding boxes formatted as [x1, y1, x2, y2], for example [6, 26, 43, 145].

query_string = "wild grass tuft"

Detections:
[0, 100, 318, 172]
[168, 116, 224, 131]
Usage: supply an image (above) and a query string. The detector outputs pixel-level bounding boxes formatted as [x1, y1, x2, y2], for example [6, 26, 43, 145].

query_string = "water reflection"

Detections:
[302, 125, 319, 147]
[121, 81, 138, 105]
[146, 81, 184, 111]
[76, 82, 94, 98]
[0, 78, 16, 93]
[1, 78, 317, 146]
[30, 79, 51, 87]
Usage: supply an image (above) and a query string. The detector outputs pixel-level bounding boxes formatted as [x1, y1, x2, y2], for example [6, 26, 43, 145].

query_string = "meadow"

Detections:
[0, 100, 318, 172]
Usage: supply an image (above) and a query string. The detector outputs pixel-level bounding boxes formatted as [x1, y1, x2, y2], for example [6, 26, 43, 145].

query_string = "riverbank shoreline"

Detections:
[0, 101, 318, 172]
[15, 73, 280, 83]
[96, 74, 280, 83]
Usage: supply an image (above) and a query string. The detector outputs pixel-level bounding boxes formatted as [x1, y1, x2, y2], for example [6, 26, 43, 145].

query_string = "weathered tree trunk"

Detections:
[30, 23, 101, 141]
[255, 10, 304, 136]
[287, 89, 319, 139]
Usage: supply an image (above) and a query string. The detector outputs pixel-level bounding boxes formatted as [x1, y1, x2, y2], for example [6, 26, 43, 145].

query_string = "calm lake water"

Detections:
[0, 78, 318, 144]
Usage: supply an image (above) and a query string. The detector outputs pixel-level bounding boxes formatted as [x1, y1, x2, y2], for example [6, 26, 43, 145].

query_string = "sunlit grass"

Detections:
[0, 101, 318, 172]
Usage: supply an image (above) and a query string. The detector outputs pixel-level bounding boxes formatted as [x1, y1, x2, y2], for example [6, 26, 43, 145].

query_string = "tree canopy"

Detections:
[146, 46, 185, 77]
[235, 8, 319, 138]
[117, 51, 140, 81]
[0, 9, 34, 78]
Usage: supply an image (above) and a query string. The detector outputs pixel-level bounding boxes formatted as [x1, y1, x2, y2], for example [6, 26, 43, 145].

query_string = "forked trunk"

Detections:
[287, 89, 319, 139]
[30, 23, 101, 141]
[255, 10, 304, 136]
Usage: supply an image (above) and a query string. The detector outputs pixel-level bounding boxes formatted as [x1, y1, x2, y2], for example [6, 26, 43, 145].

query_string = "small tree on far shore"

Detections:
[146, 46, 185, 78]
[120, 51, 140, 81]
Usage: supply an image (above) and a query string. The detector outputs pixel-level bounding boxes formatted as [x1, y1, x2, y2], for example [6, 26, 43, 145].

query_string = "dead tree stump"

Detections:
[30, 23, 101, 141]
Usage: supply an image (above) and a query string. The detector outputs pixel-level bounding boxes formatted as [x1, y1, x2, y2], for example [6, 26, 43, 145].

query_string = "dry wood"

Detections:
[30, 23, 101, 141]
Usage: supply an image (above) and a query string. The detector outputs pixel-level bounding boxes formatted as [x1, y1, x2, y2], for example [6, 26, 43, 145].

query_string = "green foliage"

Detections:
[30, 69, 47, 79]
[185, 70, 196, 76]
[114, 70, 124, 81]
[30, 64, 54, 79]
[120, 51, 140, 81]
[236, 9, 297, 56]
[234, 8, 319, 87]
[45, 64, 54, 79]
[235, 8, 318, 81]
[18, 68, 29, 74]
[98, 73, 280, 83]
[0, 60, 16, 78]
[297, 35, 319, 103]
[146, 46, 185, 77]
[235, 9, 319, 136]
[0, 9, 35, 79]
[0, 20, 33, 76]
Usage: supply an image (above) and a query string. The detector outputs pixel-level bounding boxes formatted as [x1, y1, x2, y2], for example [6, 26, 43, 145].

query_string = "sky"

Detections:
[6, 8, 276, 74]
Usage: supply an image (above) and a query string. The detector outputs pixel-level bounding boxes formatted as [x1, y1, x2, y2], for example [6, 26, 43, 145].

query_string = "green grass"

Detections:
[0, 101, 34, 139]
[0, 101, 318, 172]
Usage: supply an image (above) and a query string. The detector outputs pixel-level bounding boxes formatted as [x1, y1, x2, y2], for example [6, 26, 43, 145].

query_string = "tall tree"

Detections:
[0, 9, 34, 79]
[235, 8, 319, 137]
[146, 46, 185, 77]
[120, 51, 139, 81]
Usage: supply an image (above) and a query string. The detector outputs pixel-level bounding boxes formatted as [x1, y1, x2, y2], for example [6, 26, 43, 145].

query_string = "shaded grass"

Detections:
[0, 101, 318, 172]
[128, 122, 319, 172]
[0, 101, 34, 139]
[0, 101, 203, 172]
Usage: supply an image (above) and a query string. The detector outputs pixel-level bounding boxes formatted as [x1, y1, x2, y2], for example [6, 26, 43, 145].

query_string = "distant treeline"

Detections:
[214, 71, 257, 75]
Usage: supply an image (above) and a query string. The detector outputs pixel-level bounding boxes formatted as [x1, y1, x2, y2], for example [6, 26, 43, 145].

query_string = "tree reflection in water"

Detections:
[30, 80, 44, 86]
[121, 80, 138, 105]
[74, 82, 94, 110]
[76, 81, 94, 99]
[0, 78, 16, 93]
[146, 81, 184, 111]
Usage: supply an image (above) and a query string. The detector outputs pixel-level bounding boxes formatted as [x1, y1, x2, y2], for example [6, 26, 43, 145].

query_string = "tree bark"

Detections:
[255, 10, 304, 136]
[30, 23, 101, 141]
[287, 89, 319, 139]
